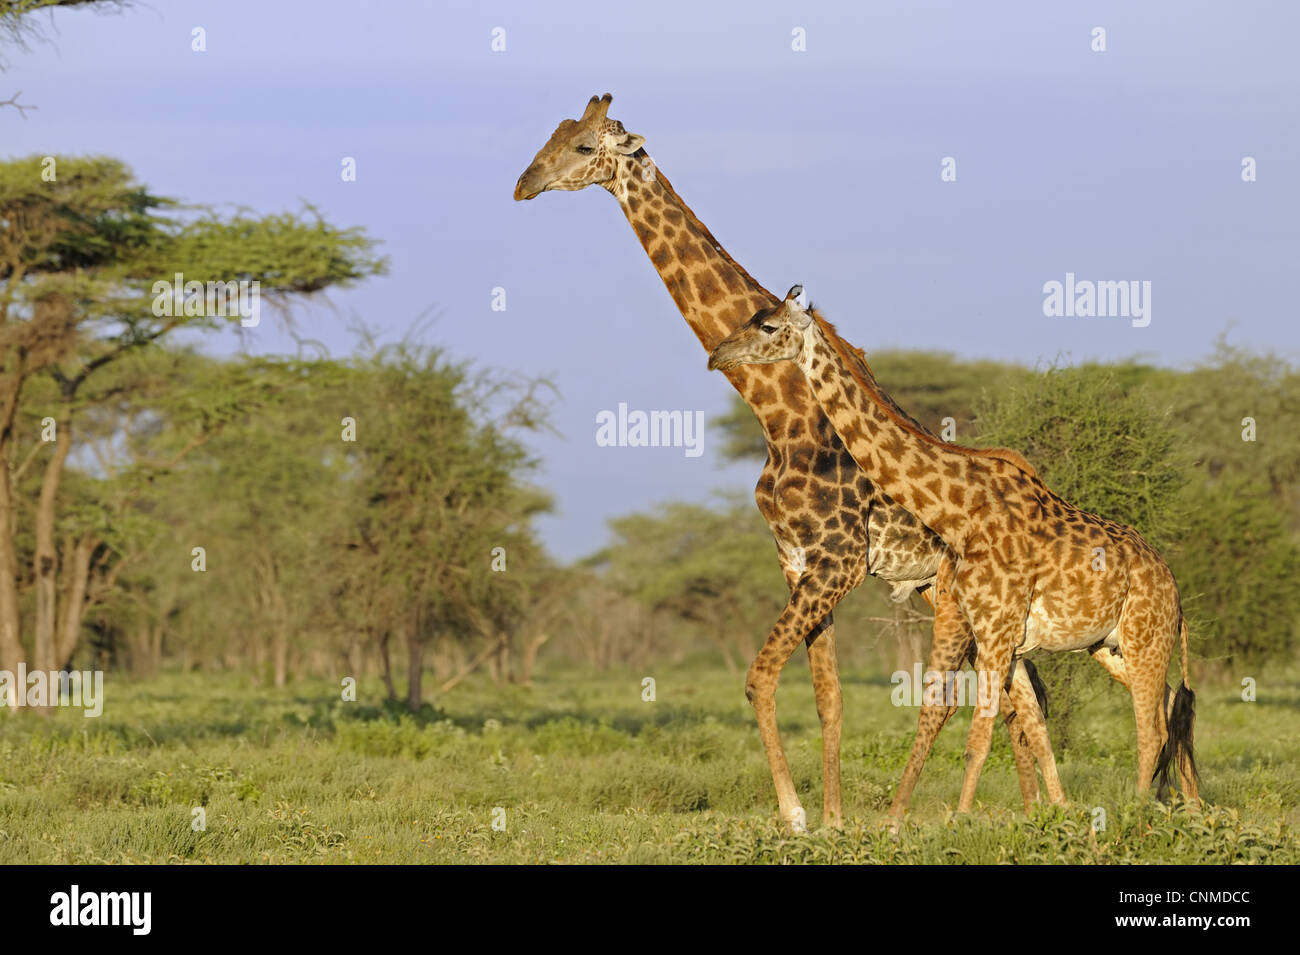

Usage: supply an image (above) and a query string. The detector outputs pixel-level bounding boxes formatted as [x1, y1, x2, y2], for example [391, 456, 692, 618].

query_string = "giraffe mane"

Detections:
[647, 163, 779, 312]
[808, 308, 1038, 478]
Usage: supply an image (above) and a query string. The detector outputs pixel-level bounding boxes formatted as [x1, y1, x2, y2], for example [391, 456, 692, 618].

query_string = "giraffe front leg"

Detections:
[887, 563, 965, 828]
[747, 576, 841, 832]
[957, 633, 1019, 813]
[1005, 659, 1064, 807]
[805, 613, 843, 829]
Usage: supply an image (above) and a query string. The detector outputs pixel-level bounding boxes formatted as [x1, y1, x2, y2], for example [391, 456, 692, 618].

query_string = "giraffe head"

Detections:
[707, 286, 812, 371]
[514, 93, 647, 200]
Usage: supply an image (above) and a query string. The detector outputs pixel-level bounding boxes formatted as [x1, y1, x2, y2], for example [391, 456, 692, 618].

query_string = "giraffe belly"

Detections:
[1019, 596, 1120, 654]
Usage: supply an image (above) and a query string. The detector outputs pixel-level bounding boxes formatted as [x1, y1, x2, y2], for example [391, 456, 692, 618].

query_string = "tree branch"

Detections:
[67, 318, 182, 394]
[0, 90, 36, 117]
[11, 436, 45, 483]
[438, 634, 508, 694]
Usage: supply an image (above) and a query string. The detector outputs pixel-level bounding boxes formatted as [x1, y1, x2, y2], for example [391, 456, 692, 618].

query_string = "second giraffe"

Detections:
[709, 287, 1201, 812]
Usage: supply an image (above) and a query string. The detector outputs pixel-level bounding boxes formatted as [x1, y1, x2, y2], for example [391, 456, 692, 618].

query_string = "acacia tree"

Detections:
[1157, 343, 1300, 662]
[101, 340, 553, 697]
[338, 340, 552, 709]
[0, 155, 385, 691]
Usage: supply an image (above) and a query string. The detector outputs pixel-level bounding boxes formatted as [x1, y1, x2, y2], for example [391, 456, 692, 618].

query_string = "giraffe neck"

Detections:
[607, 155, 774, 352]
[797, 319, 987, 551]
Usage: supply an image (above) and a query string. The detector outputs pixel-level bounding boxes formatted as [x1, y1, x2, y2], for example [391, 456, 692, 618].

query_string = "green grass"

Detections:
[0, 664, 1296, 863]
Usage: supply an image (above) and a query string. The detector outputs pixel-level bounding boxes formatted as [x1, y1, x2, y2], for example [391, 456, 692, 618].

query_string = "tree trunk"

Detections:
[272, 628, 289, 688]
[407, 627, 424, 712]
[54, 534, 94, 671]
[248, 631, 264, 685]
[517, 631, 549, 687]
[32, 416, 72, 677]
[0, 358, 28, 705]
[378, 631, 395, 702]
[0, 466, 22, 707]
[439, 634, 507, 694]
[718, 639, 739, 676]
[149, 623, 163, 676]
[129, 622, 149, 676]
[487, 630, 508, 684]
[345, 638, 362, 684]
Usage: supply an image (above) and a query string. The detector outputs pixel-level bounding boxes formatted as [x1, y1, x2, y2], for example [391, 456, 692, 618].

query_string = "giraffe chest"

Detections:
[756, 447, 943, 590]
[756, 448, 866, 565]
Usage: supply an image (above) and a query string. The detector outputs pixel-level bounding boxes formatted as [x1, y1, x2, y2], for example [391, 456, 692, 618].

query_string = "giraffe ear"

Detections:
[785, 287, 812, 328]
[609, 131, 645, 155]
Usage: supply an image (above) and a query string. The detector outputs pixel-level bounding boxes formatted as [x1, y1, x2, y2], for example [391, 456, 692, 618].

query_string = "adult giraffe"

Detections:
[708, 288, 1200, 809]
[514, 94, 1056, 829]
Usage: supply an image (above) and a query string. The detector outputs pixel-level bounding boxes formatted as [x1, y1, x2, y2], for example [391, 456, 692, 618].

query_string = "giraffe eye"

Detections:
[760, 325, 779, 334]
[576, 145, 595, 155]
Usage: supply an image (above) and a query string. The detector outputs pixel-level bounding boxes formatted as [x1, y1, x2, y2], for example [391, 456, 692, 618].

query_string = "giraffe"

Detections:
[514, 94, 1061, 829]
[708, 287, 1201, 813]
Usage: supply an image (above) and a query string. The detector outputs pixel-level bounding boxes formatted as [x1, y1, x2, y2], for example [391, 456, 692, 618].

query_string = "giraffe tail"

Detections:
[1022, 658, 1048, 720]
[988, 656, 1049, 718]
[1153, 616, 1199, 802]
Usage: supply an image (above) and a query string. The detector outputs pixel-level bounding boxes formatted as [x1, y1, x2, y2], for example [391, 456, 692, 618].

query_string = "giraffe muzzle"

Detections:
[707, 348, 737, 372]
[514, 171, 542, 201]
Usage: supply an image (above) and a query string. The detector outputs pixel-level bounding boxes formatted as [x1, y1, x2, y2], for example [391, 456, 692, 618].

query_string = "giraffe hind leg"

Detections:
[998, 674, 1040, 813]
[1089, 642, 1129, 688]
[1113, 611, 1178, 799]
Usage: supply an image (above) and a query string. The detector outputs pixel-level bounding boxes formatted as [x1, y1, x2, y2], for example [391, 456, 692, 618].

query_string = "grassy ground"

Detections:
[0, 663, 1296, 864]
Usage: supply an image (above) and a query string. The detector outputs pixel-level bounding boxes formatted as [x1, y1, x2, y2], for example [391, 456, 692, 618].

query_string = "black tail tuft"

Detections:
[1153, 682, 1199, 802]
[1022, 658, 1048, 720]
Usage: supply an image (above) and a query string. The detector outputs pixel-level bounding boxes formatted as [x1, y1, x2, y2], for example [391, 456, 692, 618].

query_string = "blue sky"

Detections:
[4, 0, 1297, 561]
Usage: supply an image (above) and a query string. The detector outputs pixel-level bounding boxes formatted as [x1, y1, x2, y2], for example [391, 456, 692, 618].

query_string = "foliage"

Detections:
[974, 362, 1188, 548]
[0, 151, 386, 680]
[973, 358, 1300, 746]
